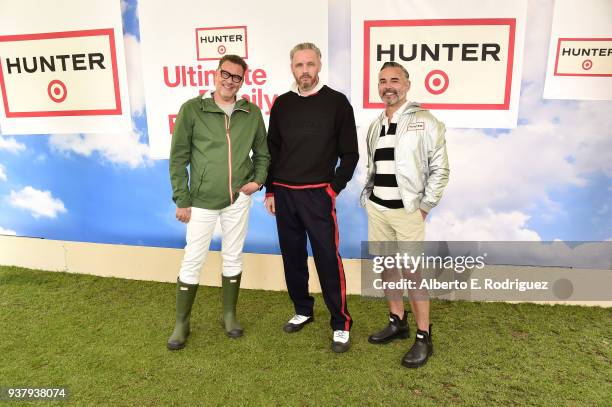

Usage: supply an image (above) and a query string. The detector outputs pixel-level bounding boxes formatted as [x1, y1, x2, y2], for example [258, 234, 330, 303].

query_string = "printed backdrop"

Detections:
[0, 0, 610, 259]
[138, 0, 328, 158]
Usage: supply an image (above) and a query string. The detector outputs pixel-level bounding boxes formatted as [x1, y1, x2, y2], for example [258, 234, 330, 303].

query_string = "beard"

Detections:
[298, 74, 317, 91]
[381, 89, 401, 105]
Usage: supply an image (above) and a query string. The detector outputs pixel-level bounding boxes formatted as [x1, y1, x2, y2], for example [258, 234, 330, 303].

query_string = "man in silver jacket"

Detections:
[361, 61, 449, 368]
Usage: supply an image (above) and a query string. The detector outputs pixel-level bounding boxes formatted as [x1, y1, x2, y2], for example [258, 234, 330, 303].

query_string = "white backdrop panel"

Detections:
[138, 0, 328, 159]
[351, 0, 527, 128]
[0, 0, 131, 135]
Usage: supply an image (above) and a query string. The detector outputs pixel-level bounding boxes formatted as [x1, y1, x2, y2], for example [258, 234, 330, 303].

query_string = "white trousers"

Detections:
[178, 192, 251, 284]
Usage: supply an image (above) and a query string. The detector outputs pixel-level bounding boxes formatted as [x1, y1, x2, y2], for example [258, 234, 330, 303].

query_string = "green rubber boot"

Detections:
[221, 274, 244, 338]
[167, 279, 199, 350]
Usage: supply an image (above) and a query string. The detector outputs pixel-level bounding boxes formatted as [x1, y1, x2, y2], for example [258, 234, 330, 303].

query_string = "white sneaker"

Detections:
[332, 330, 350, 353]
[283, 314, 314, 333]
[333, 330, 350, 344]
[288, 315, 311, 325]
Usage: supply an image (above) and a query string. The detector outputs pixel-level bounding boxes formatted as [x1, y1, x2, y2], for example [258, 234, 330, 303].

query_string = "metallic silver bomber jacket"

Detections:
[360, 102, 450, 214]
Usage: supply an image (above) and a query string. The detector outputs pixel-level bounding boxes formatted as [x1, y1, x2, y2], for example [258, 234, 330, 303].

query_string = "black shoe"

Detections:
[283, 314, 314, 333]
[368, 312, 410, 344]
[331, 330, 350, 353]
[401, 325, 433, 368]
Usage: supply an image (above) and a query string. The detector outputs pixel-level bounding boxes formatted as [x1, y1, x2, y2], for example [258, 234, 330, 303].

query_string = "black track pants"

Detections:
[274, 184, 352, 331]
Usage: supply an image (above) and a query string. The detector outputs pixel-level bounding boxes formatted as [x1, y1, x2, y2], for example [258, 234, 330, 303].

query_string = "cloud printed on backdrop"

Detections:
[0, 0, 610, 259]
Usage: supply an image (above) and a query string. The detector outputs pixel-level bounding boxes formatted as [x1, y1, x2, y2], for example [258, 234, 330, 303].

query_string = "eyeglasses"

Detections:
[219, 69, 243, 83]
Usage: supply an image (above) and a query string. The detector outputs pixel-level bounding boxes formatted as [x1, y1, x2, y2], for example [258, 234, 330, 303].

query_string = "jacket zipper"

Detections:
[224, 114, 234, 205]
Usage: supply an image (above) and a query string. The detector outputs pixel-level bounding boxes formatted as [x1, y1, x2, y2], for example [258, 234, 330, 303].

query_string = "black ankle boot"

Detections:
[401, 324, 433, 368]
[368, 311, 409, 344]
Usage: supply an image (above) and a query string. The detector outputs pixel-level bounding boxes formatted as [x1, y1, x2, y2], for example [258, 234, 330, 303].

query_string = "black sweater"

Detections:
[265, 85, 359, 194]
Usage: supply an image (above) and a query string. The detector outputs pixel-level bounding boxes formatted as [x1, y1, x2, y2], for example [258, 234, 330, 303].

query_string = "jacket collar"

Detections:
[376, 101, 423, 124]
[200, 93, 250, 114]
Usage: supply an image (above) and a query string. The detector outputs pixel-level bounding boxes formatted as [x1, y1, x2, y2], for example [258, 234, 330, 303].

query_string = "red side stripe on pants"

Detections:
[325, 184, 351, 331]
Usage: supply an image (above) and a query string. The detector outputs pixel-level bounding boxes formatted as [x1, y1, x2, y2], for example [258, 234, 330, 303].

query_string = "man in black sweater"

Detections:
[264, 42, 359, 353]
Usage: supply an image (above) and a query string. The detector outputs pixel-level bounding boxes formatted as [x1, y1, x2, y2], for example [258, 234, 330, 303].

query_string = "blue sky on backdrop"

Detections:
[0, 0, 610, 259]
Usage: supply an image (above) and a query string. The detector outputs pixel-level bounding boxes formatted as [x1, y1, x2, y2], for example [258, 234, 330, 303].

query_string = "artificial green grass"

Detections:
[0, 265, 610, 406]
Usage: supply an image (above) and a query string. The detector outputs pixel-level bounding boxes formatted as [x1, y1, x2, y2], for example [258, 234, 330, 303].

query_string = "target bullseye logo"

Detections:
[424, 70, 449, 95]
[581, 59, 593, 71]
[47, 79, 67, 103]
[217, 45, 227, 55]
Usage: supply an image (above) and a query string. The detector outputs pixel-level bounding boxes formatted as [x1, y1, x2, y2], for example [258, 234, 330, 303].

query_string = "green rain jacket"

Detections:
[169, 95, 270, 210]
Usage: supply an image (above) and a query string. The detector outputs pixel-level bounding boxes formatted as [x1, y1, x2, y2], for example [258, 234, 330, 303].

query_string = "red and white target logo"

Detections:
[581, 59, 592, 70]
[364, 18, 516, 110]
[0, 29, 122, 118]
[554, 38, 612, 77]
[47, 80, 68, 103]
[196, 26, 248, 61]
[424, 70, 450, 95]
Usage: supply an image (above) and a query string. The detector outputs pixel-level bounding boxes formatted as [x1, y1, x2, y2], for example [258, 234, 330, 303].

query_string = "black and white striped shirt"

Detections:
[369, 121, 404, 210]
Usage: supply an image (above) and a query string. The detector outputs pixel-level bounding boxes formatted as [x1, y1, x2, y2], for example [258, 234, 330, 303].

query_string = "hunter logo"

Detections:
[364, 19, 516, 110]
[554, 38, 612, 77]
[0, 29, 121, 118]
[195, 26, 248, 60]
[407, 122, 424, 131]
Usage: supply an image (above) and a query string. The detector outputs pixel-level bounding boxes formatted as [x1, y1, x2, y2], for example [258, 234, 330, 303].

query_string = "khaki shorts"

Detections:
[365, 200, 425, 256]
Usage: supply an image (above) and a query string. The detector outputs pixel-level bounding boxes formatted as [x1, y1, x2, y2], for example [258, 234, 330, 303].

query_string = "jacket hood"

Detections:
[403, 102, 426, 114]
[376, 101, 426, 122]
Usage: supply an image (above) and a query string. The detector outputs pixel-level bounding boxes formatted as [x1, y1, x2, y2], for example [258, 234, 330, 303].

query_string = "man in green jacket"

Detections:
[167, 54, 270, 350]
